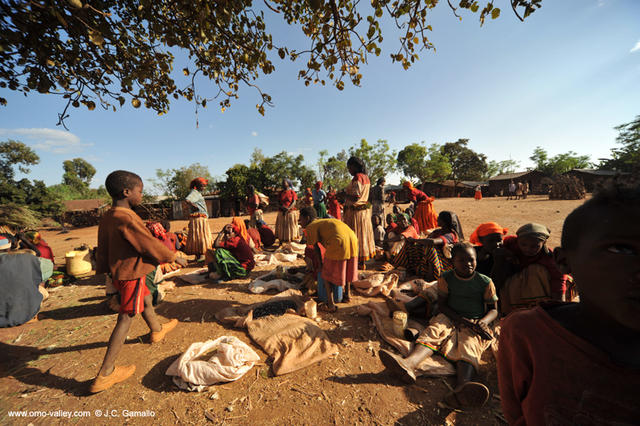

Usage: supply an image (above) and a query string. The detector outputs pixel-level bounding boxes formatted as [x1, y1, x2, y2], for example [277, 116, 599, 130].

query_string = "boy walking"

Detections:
[91, 170, 185, 393]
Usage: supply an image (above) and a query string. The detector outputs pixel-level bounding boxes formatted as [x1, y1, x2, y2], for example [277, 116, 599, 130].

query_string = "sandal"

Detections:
[317, 302, 338, 313]
[443, 381, 490, 408]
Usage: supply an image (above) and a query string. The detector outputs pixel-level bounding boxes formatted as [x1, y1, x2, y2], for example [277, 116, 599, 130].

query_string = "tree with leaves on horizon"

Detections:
[599, 115, 640, 173]
[152, 163, 214, 200]
[0, 1, 542, 126]
[530, 146, 591, 176]
[397, 142, 451, 184]
[440, 139, 488, 186]
[348, 139, 397, 184]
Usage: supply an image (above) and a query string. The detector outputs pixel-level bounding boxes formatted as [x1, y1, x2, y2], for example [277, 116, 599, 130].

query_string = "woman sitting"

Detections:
[391, 211, 463, 280]
[382, 214, 418, 264]
[208, 221, 255, 281]
[468, 222, 509, 276]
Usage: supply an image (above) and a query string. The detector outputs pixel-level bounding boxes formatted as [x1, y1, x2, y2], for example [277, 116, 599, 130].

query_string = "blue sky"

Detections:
[1, 0, 639, 191]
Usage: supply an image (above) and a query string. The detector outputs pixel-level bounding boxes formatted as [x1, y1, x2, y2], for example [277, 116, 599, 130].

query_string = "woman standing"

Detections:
[402, 181, 438, 233]
[474, 185, 483, 201]
[185, 177, 213, 262]
[275, 178, 300, 243]
[343, 157, 375, 265]
[246, 185, 261, 227]
[312, 181, 329, 218]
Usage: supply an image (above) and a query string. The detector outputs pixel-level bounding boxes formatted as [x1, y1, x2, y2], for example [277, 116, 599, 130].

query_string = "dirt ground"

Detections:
[0, 195, 585, 425]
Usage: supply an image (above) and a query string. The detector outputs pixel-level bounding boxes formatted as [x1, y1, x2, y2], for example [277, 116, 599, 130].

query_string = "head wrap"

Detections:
[283, 178, 294, 189]
[315, 181, 323, 190]
[146, 222, 167, 240]
[399, 213, 411, 224]
[438, 211, 465, 240]
[190, 177, 208, 189]
[402, 181, 414, 190]
[24, 230, 41, 245]
[469, 222, 508, 245]
[0, 237, 11, 251]
[516, 223, 550, 241]
[231, 217, 249, 244]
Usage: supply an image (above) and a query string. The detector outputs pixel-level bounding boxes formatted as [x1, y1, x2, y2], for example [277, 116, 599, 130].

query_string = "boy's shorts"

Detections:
[112, 276, 150, 315]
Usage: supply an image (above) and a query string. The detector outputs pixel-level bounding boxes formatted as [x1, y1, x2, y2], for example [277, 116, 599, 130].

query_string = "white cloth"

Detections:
[166, 336, 260, 391]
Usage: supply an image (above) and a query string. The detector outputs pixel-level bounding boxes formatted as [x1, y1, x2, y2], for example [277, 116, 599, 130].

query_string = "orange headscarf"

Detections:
[402, 181, 414, 190]
[231, 217, 249, 244]
[469, 222, 508, 245]
[190, 177, 208, 189]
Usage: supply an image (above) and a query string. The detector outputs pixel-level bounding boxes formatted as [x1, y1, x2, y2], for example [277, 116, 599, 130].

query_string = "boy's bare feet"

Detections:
[89, 365, 136, 393]
[379, 349, 416, 383]
[151, 319, 178, 343]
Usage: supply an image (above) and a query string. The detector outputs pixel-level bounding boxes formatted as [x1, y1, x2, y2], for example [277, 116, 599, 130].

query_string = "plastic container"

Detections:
[304, 300, 317, 319]
[392, 311, 408, 338]
[65, 248, 92, 277]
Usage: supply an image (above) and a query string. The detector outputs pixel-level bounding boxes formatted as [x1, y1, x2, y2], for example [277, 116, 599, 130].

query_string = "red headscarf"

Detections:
[469, 222, 508, 245]
[190, 177, 208, 189]
[231, 217, 249, 244]
[146, 222, 167, 240]
[315, 181, 323, 190]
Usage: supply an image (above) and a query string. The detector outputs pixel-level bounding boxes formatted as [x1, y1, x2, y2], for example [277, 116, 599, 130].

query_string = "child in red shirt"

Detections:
[92, 170, 186, 393]
[498, 179, 640, 425]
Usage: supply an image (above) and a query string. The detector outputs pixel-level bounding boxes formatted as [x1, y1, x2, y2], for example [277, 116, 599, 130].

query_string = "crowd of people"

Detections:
[1, 157, 638, 424]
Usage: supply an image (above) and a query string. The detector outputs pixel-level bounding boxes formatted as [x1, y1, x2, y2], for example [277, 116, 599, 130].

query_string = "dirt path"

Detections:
[0, 195, 584, 425]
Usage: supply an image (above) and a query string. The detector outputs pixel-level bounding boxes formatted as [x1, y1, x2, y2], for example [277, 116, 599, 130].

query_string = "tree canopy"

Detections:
[440, 138, 488, 182]
[63, 157, 96, 190]
[348, 139, 397, 183]
[397, 142, 451, 183]
[0, 0, 542, 125]
[152, 163, 214, 199]
[529, 146, 591, 176]
[599, 115, 640, 173]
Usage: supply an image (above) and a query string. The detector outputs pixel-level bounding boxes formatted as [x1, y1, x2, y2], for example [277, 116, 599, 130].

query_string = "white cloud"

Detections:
[631, 40, 640, 53]
[0, 127, 92, 154]
[251, 131, 258, 137]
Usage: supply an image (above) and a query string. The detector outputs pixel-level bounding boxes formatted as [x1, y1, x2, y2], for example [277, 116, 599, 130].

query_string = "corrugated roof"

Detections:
[489, 170, 541, 181]
[63, 199, 107, 211]
[568, 168, 628, 176]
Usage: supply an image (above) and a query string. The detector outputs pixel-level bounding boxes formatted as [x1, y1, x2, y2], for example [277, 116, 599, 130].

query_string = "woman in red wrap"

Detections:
[275, 178, 300, 243]
[403, 181, 438, 233]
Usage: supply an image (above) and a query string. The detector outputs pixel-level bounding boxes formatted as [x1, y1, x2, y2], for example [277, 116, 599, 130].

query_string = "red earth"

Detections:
[0, 195, 585, 425]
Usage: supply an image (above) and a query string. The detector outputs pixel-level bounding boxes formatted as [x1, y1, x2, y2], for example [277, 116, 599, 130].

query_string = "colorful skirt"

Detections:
[322, 256, 358, 287]
[314, 202, 329, 219]
[214, 248, 249, 281]
[185, 216, 213, 255]
[392, 242, 452, 280]
[415, 200, 438, 234]
[343, 206, 375, 262]
[275, 209, 300, 242]
[474, 190, 482, 200]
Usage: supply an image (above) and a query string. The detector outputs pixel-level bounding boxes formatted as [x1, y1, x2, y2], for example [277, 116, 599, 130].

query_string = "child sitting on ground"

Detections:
[492, 222, 567, 314]
[379, 242, 498, 408]
[498, 179, 640, 424]
[92, 170, 186, 393]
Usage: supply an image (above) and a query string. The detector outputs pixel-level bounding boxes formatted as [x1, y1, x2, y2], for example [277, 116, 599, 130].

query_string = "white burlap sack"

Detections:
[166, 336, 260, 391]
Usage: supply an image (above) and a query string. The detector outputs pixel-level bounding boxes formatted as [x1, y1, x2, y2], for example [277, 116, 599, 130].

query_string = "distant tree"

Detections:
[599, 115, 640, 173]
[348, 139, 397, 183]
[62, 158, 96, 192]
[317, 149, 351, 190]
[530, 147, 591, 175]
[440, 139, 488, 184]
[0, 140, 39, 181]
[397, 142, 451, 183]
[152, 163, 214, 199]
[254, 151, 316, 191]
[0, 141, 64, 218]
[485, 159, 520, 178]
